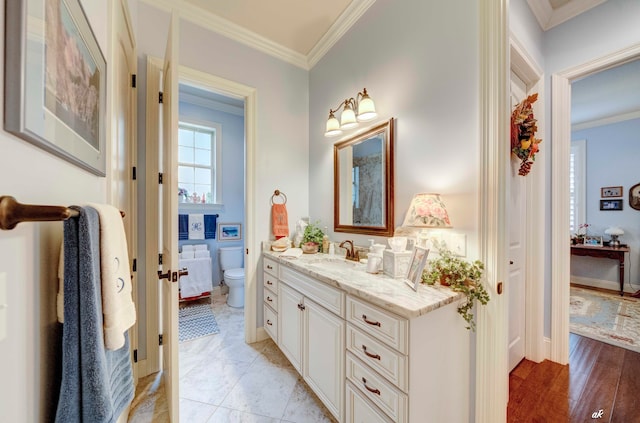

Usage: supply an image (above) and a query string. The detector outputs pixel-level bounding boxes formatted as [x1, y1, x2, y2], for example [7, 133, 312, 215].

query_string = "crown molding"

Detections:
[139, 0, 375, 70]
[572, 109, 640, 131]
[307, 0, 376, 68]
[527, 0, 607, 31]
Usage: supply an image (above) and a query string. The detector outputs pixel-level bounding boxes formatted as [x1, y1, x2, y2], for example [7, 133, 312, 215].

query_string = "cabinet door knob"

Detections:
[297, 303, 306, 311]
[267, 296, 273, 302]
[361, 377, 381, 396]
[362, 345, 381, 360]
[362, 314, 381, 327]
[266, 280, 273, 285]
[266, 319, 272, 326]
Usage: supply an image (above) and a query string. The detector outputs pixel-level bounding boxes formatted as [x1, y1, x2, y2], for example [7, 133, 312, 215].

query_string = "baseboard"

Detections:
[255, 327, 269, 343]
[571, 275, 636, 293]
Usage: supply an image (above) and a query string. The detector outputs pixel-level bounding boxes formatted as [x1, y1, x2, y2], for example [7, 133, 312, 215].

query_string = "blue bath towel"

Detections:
[179, 214, 188, 240]
[55, 207, 134, 423]
[179, 213, 217, 239]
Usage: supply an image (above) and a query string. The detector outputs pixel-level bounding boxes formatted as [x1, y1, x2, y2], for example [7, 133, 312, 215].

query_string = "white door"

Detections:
[303, 298, 344, 422]
[278, 283, 303, 371]
[111, 0, 138, 379]
[160, 12, 180, 422]
[508, 70, 527, 372]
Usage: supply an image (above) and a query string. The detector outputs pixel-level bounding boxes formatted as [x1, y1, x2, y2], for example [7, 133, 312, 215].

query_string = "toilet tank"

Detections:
[219, 246, 243, 270]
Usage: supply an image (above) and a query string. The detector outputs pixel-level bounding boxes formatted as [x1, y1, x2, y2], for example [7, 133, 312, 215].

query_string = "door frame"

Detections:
[550, 43, 640, 364]
[144, 59, 258, 369]
[510, 35, 545, 364]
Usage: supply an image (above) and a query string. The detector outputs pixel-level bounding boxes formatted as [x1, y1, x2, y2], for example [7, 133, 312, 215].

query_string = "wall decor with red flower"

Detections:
[511, 93, 542, 176]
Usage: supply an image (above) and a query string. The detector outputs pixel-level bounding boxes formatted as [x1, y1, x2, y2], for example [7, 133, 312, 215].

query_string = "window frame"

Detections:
[570, 139, 586, 234]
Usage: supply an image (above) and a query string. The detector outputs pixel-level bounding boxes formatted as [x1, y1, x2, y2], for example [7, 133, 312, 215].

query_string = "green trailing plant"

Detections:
[301, 221, 325, 247]
[422, 245, 490, 331]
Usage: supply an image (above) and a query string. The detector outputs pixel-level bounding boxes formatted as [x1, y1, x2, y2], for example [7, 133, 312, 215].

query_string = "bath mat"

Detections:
[179, 303, 220, 343]
[569, 286, 640, 352]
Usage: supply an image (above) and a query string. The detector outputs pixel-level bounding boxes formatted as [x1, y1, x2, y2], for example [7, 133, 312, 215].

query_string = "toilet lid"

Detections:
[226, 268, 244, 279]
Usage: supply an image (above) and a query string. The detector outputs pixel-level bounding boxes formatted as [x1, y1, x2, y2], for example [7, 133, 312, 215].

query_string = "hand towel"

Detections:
[88, 203, 136, 351]
[188, 214, 205, 239]
[194, 250, 210, 259]
[178, 214, 189, 240]
[279, 247, 303, 259]
[182, 244, 195, 252]
[204, 214, 217, 239]
[272, 203, 289, 238]
[193, 244, 208, 251]
[180, 250, 195, 260]
[55, 206, 134, 423]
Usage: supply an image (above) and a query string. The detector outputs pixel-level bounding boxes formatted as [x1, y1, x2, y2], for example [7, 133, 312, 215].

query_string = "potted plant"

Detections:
[572, 223, 590, 244]
[301, 221, 325, 252]
[422, 245, 490, 331]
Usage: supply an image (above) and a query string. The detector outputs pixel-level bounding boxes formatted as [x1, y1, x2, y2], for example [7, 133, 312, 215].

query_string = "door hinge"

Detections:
[159, 173, 163, 184]
[159, 92, 163, 103]
[132, 166, 137, 180]
[159, 253, 163, 265]
[131, 74, 137, 88]
[132, 258, 137, 272]
[133, 349, 138, 363]
[159, 334, 164, 346]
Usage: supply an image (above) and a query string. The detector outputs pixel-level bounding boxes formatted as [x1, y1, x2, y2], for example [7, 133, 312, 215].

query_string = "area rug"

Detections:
[178, 303, 220, 343]
[569, 286, 640, 352]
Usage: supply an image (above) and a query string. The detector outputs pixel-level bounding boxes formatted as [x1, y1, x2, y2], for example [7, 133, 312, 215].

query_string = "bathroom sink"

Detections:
[307, 257, 361, 271]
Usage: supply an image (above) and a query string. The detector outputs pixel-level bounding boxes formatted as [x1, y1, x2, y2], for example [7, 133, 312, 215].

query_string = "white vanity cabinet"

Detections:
[262, 257, 279, 342]
[278, 266, 345, 422]
[263, 252, 470, 423]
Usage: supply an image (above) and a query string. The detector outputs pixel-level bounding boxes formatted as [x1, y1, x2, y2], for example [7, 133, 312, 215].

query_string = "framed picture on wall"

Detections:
[4, 0, 107, 176]
[600, 199, 623, 211]
[630, 183, 640, 211]
[218, 223, 242, 241]
[601, 186, 623, 198]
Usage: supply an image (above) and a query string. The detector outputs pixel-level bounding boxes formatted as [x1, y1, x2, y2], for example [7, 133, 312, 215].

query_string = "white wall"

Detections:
[0, 1, 108, 421]
[310, 0, 479, 418]
[133, 1, 310, 333]
[310, 0, 480, 257]
[571, 119, 640, 291]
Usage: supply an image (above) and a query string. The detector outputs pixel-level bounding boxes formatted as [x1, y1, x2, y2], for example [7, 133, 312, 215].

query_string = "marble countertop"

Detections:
[263, 250, 463, 320]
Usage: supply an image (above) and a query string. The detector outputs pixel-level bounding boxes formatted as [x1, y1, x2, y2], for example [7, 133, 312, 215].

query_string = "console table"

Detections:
[570, 245, 629, 296]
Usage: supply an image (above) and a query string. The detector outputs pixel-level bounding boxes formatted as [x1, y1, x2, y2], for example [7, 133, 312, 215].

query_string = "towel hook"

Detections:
[271, 189, 287, 205]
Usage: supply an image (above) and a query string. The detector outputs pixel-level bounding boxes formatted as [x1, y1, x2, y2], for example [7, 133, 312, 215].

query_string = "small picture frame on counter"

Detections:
[584, 236, 603, 247]
[405, 246, 429, 291]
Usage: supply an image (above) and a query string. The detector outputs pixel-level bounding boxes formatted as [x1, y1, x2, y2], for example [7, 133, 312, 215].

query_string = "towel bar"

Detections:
[0, 196, 125, 230]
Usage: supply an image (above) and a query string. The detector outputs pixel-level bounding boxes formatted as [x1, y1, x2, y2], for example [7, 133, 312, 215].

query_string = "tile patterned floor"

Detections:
[128, 294, 336, 422]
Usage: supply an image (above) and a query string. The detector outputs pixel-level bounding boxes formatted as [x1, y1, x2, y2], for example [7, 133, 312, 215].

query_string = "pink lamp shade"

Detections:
[402, 193, 452, 228]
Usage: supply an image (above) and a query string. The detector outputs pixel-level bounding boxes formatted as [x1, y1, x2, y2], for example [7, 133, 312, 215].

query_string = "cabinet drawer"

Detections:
[345, 381, 394, 423]
[346, 324, 408, 392]
[263, 304, 277, 343]
[263, 287, 278, 311]
[280, 267, 344, 317]
[263, 257, 279, 276]
[346, 352, 407, 423]
[346, 296, 408, 354]
[263, 271, 279, 293]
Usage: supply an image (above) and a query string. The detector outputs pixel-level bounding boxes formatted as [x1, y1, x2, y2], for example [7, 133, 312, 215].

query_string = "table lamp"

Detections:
[604, 226, 624, 248]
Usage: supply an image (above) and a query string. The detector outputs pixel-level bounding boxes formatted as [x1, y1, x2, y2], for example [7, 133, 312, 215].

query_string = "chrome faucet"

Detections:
[339, 240, 360, 262]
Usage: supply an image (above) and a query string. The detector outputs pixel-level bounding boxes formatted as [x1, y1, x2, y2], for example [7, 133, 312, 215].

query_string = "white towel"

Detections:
[178, 257, 212, 297]
[193, 244, 208, 251]
[194, 250, 210, 259]
[188, 214, 205, 240]
[280, 247, 303, 259]
[180, 251, 195, 260]
[182, 245, 195, 252]
[88, 203, 137, 350]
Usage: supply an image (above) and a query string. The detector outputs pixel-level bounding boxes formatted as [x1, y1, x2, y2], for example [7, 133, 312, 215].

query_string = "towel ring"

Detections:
[271, 189, 287, 205]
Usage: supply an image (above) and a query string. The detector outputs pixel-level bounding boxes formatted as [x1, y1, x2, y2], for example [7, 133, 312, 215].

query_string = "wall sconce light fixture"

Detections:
[324, 88, 377, 137]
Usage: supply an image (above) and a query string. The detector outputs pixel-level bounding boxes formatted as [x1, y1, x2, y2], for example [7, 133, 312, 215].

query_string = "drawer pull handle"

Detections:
[362, 314, 381, 327]
[361, 377, 381, 396]
[362, 345, 381, 360]
[297, 303, 306, 311]
[267, 296, 273, 302]
[266, 319, 273, 326]
[266, 280, 273, 285]
[267, 265, 273, 270]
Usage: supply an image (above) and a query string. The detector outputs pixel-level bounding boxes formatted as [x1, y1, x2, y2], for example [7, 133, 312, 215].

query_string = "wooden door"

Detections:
[508, 70, 527, 372]
[161, 12, 180, 422]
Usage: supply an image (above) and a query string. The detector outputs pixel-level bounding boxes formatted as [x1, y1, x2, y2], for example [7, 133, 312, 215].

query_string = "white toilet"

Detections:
[219, 246, 245, 308]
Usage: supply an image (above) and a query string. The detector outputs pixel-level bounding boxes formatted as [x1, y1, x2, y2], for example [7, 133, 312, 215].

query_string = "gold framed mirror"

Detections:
[334, 118, 394, 236]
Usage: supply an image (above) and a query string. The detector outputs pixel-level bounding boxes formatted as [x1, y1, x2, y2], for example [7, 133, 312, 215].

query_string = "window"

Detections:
[570, 140, 586, 234]
[178, 121, 222, 204]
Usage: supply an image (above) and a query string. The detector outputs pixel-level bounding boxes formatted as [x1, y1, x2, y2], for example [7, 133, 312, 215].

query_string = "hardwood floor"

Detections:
[508, 333, 640, 423]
